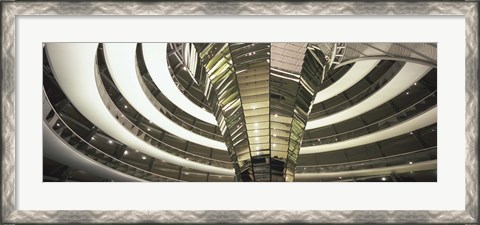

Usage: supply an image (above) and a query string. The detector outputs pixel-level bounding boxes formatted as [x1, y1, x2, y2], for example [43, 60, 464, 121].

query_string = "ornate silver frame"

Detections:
[1, 1, 478, 224]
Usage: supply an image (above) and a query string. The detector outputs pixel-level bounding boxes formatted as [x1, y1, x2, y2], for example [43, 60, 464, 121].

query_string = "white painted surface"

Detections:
[307, 62, 432, 129]
[103, 43, 226, 150]
[142, 43, 218, 125]
[46, 43, 232, 175]
[301, 107, 436, 154]
[314, 59, 380, 103]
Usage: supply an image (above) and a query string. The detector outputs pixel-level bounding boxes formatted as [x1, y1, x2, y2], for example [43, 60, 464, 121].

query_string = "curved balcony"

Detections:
[306, 62, 433, 130]
[95, 57, 233, 170]
[134, 45, 223, 141]
[310, 61, 403, 119]
[43, 89, 181, 182]
[303, 90, 436, 146]
[296, 146, 436, 173]
[336, 43, 437, 68]
[44, 42, 437, 182]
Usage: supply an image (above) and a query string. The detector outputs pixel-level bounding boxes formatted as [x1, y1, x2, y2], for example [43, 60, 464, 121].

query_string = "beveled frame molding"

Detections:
[2, 1, 478, 224]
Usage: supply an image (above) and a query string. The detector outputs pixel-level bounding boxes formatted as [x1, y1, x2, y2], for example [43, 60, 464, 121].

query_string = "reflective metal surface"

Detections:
[180, 43, 327, 181]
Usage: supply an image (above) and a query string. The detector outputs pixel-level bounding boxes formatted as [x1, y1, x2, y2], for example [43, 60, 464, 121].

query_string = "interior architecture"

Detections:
[43, 43, 437, 182]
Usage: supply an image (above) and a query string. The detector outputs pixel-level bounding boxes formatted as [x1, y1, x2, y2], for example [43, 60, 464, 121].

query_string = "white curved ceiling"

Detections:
[300, 107, 436, 154]
[313, 59, 380, 104]
[103, 43, 226, 151]
[306, 62, 432, 130]
[142, 43, 218, 125]
[46, 43, 232, 175]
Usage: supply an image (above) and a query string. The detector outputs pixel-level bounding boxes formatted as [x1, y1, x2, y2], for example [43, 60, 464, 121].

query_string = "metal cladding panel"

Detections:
[188, 43, 326, 181]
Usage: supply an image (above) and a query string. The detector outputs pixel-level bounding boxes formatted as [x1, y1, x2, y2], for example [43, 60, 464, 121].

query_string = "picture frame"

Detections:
[2, 1, 478, 224]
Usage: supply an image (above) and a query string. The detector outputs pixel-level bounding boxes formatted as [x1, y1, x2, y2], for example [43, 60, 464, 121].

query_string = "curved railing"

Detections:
[296, 146, 437, 173]
[43, 88, 181, 182]
[309, 61, 403, 119]
[303, 90, 437, 146]
[94, 54, 233, 169]
[135, 46, 223, 141]
[166, 43, 212, 110]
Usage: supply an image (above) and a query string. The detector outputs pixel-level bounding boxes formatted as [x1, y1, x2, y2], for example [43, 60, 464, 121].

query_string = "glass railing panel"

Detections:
[296, 146, 436, 173]
[135, 44, 223, 141]
[303, 90, 436, 146]
[309, 61, 403, 119]
[94, 59, 233, 169]
[43, 88, 182, 182]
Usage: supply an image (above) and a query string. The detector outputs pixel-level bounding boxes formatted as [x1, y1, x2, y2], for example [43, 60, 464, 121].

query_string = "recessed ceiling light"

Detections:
[409, 162, 413, 164]
[382, 177, 386, 181]
[124, 151, 128, 155]
[406, 92, 409, 95]
[339, 177, 342, 179]
[274, 114, 278, 117]
[124, 105, 128, 108]
[414, 82, 417, 86]
[147, 128, 151, 131]
[108, 140, 113, 144]
[56, 123, 60, 126]
[185, 172, 189, 175]
[91, 137, 95, 140]
[142, 156, 146, 160]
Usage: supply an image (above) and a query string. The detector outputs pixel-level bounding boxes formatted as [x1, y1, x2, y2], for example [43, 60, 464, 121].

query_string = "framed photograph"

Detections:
[2, 1, 478, 224]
